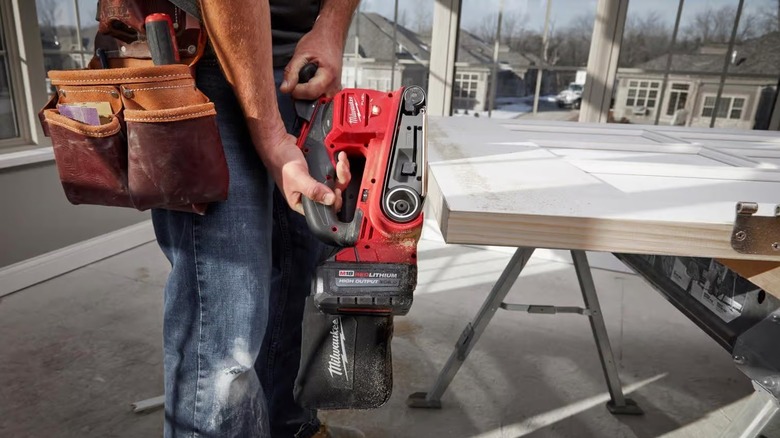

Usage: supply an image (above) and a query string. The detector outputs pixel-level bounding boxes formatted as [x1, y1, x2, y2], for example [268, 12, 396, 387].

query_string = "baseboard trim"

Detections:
[0, 220, 156, 298]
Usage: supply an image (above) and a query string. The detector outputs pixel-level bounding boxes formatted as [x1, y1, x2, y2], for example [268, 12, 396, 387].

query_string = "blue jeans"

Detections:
[152, 60, 324, 438]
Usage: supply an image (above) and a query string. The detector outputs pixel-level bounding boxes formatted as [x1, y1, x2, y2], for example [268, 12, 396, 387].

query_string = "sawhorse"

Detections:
[406, 247, 643, 415]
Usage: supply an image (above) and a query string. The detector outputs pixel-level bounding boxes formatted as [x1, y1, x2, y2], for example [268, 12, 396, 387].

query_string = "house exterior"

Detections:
[342, 13, 533, 112]
[613, 33, 780, 129]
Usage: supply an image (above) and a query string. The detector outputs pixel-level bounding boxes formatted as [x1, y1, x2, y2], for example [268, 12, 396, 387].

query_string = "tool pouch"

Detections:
[37, 1, 227, 214]
[294, 296, 394, 409]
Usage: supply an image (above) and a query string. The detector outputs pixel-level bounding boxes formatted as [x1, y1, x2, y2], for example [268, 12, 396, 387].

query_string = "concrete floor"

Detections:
[1, 226, 777, 438]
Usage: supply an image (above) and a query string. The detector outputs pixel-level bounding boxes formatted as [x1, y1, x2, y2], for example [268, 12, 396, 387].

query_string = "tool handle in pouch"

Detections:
[145, 13, 179, 65]
[298, 63, 362, 248]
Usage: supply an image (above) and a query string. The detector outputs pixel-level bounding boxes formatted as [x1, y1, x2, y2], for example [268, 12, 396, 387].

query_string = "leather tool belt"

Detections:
[38, 0, 227, 214]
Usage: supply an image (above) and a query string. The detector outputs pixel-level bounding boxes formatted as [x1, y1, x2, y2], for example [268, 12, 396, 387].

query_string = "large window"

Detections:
[37, 0, 97, 95]
[701, 95, 746, 120]
[614, 0, 780, 130]
[454, 0, 598, 120]
[0, 5, 19, 140]
[344, 2, 434, 94]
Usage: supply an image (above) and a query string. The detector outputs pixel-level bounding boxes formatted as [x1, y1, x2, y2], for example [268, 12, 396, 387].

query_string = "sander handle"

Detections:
[297, 63, 362, 248]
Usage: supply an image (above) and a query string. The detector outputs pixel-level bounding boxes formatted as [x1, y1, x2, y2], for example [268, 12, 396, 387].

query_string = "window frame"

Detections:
[625, 79, 660, 110]
[454, 72, 479, 99]
[0, 0, 50, 155]
[701, 94, 748, 120]
[0, 3, 20, 140]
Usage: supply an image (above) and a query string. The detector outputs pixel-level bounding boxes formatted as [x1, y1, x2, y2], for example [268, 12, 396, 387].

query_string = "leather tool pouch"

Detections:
[38, 0, 227, 214]
[294, 296, 394, 410]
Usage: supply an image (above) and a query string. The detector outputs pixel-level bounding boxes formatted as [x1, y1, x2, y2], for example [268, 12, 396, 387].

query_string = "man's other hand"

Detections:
[280, 25, 344, 100]
[265, 130, 351, 215]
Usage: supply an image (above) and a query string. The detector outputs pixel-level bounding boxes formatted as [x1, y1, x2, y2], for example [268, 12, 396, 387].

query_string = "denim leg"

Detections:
[153, 60, 273, 437]
[256, 70, 325, 438]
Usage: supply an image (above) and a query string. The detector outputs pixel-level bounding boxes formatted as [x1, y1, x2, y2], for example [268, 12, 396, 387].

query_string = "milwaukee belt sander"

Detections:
[293, 64, 426, 409]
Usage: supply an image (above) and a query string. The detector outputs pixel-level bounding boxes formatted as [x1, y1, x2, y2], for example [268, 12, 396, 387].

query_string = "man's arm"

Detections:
[280, 0, 360, 99]
[198, 0, 337, 214]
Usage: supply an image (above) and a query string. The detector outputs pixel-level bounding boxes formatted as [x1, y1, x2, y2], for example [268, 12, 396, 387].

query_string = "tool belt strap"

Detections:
[168, 0, 201, 21]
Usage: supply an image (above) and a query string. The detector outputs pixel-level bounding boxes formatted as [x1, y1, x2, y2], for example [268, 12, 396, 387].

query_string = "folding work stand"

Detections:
[407, 242, 780, 437]
[406, 247, 643, 415]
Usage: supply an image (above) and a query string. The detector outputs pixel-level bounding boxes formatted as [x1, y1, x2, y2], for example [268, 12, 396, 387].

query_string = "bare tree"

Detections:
[413, 8, 433, 36]
[396, 9, 410, 29]
[470, 13, 499, 43]
[682, 5, 760, 45]
[619, 11, 670, 67]
[754, 1, 780, 34]
[500, 11, 530, 45]
[37, 0, 60, 28]
[556, 12, 594, 67]
[469, 10, 530, 45]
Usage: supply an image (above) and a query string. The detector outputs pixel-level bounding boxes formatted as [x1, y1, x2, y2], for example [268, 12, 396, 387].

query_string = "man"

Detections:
[152, 0, 361, 436]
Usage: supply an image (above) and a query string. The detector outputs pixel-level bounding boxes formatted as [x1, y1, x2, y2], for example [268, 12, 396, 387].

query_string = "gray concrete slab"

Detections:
[0, 238, 773, 437]
[0, 261, 164, 438]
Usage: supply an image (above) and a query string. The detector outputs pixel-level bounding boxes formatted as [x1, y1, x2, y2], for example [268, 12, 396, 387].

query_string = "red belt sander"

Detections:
[293, 64, 426, 409]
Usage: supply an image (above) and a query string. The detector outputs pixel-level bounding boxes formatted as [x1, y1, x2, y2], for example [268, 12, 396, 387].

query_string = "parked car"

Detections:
[555, 82, 583, 109]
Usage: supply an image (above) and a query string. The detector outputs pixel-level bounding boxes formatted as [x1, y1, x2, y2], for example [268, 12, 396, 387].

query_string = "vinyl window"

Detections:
[701, 96, 746, 119]
[37, 0, 97, 96]
[625, 80, 660, 109]
[0, 6, 19, 140]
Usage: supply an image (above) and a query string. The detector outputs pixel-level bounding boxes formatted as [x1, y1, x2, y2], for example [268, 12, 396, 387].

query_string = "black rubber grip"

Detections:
[146, 19, 177, 65]
[301, 127, 362, 247]
[299, 63, 318, 84]
[302, 198, 363, 248]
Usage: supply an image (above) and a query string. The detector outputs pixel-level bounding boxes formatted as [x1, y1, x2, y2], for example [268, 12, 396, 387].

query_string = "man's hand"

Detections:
[280, 24, 344, 99]
[265, 129, 351, 215]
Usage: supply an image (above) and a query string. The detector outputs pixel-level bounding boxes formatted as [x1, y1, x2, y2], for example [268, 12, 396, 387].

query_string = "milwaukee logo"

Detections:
[346, 94, 363, 126]
[327, 318, 349, 383]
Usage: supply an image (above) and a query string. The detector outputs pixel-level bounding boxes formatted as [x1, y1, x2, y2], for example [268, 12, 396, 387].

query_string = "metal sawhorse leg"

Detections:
[719, 382, 779, 438]
[407, 247, 643, 415]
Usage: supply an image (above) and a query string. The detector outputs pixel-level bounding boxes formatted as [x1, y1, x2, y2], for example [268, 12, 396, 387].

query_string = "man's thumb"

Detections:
[305, 179, 336, 206]
[282, 56, 308, 92]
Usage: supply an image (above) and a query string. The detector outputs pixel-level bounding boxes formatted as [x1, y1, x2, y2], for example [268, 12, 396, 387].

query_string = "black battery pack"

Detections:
[294, 296, 394, 410]
[312, 261, 417, 315]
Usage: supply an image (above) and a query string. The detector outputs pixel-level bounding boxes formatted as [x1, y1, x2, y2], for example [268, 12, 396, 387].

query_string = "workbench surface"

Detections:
[425, 117, 780, 262]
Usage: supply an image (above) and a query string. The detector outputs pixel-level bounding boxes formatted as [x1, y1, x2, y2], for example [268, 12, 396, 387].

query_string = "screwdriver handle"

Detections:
[145, 13, 180, 65]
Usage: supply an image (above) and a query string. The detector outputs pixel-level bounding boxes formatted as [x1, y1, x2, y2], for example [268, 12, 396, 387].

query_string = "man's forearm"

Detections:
[316, 0, 360, 45]
[198, 0, 286, 159]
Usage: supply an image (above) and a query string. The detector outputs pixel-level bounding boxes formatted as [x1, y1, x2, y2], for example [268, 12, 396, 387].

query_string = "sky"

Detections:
[360, 0, 778, 32]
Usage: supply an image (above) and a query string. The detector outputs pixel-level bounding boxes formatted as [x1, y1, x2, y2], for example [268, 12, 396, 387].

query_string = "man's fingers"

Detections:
[291, 71, 331, 100]
[303, 179, 336, 206]
[281, 56, 311, 93]
[333, 188, 343, 212]
[335, 152, 351, 191]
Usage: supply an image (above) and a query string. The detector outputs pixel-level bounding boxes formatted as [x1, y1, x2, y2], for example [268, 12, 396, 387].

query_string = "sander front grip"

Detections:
[297, 62, 362, 247]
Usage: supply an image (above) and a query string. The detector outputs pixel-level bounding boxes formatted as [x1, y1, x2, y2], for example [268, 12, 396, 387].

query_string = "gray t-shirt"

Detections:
[271, 0, 321, 67]
[170, 0, 320, 67]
